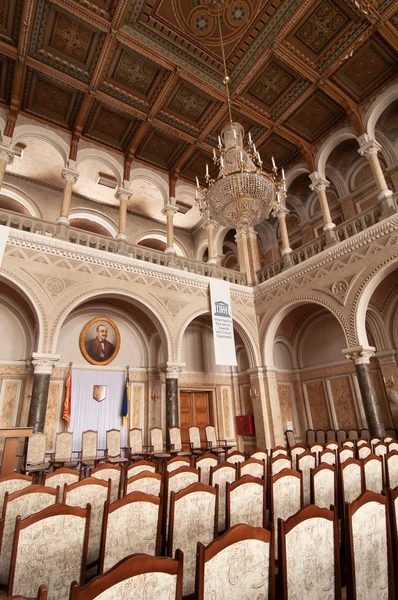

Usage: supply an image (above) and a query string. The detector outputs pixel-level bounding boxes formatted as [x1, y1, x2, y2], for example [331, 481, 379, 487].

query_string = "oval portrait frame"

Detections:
[79, 316, 121, 366]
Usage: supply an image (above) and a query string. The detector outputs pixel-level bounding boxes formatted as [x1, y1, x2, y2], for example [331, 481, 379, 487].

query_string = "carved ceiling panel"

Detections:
[135, 127, 189, 170]
[0, 0, 23, 46]
[72, 0, 118, 21]
[0, 55, 13, 106]
[258, 133, 300, 171]
[84, 101, 141, 150]
[284, 90, 346, 143]
[331, 35, 398, 103]
[22, 70, 83, 129]
[180, 148, 219, 185]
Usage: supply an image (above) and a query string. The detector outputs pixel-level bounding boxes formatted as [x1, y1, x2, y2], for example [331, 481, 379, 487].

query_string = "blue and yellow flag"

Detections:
[122, 373, 130, 424]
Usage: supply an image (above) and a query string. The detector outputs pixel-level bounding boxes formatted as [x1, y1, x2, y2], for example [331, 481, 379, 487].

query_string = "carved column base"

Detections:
[55, 220, 70, 240]
[117, 238, 128, 256]
[323, 223, 337, 247]
[378, 189, 397, 218]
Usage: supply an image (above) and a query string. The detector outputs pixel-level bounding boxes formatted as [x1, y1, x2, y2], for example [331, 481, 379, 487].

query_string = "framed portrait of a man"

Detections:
[79, 317, 120, 366]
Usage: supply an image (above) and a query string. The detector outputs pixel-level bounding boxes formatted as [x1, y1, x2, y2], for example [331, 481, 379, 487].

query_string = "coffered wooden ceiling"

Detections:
[1, 0, 397, 184]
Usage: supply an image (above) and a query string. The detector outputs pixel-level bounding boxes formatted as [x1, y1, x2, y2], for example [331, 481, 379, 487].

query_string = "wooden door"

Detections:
[180, 391, 211, 449]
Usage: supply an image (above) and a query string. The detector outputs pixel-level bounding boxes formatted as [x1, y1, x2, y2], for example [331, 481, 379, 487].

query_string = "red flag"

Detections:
[62, 370, 72, 429]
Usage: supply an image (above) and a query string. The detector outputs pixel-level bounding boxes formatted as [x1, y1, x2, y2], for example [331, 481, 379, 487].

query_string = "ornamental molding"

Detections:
[254, 215, 398, 298]
[342, 345, 375, 365]
[5, 228, 254, 299]
[31, 353, 60, 374]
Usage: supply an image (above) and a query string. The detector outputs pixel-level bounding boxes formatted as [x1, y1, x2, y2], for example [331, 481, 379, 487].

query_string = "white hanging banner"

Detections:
[209, 279, 237, 366]
[0, 226, 9, 267]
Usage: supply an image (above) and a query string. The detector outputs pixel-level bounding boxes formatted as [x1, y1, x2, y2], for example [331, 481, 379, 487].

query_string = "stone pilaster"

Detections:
[58, 167, 79, 224]
[248, 366, 284, 449]
[28, 353, 60, 433]
[161, 199, 179, 255]
[343, 345, 385, 437]
[0, 142, 15, 190]
[274, 204, 293, 269]
[161, 362, 185, 445]
[202, 211, 217, 265]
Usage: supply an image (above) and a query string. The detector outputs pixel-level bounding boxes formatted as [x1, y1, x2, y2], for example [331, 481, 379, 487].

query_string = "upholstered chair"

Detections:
[23, 433, 50, 481]
[374, 441, 387, 458]
[362, 454, 384, 494]
[347, 429, 359, 441]
[290, 444, 306, 469]
[8, 504, 90, 600]
[345, 491, 394, 600]
[226, 475, 266, 529]
[100, 492, 161, 573]
[271, 445, 288, 458]
[358, 444, 372, 460]
[270, 469, 302, 559]
[126, 460, 156, 478]
[325, 440, 339, 453]
[91, 463, 122, 503]
[105, 429, 128, 465]
[310, 463, 337, 509]
[51, 431, 78, 469]
[124, 472, 162, 497]
[164, 466, 200, 545]
[315, 429, 326, 444]
[196, 523, 274, 600]
[338, 446, 355, 464]
[0, 474, 32, 513]
[168, 483, 217, 597]
[64, 477, 110, 566]
[386, 450, 398, 489]
[297, 451, 316, 505]
[279, 505, 341, 599]
[209, 462, 237, 532]
[0, 485, 58, 585]
[128, 428, 151, 461]
[225, 451, 245, 465]
[188, 426, 204, 455]
[340, 458, 363, 505]
[150, 427, 171, 459]
[239, 457, 265, 479]
[79, 430, 100, 474]
[165, 456, 191, 473]
[205, 425, 228, 456]
[195, 454, 218, 486]
[320, 449, 336, 466]
[270, 455, 292, 476]
[71, 552, 183, 600]
[168, 427, 191, 457]
[44, 467, 80, 496]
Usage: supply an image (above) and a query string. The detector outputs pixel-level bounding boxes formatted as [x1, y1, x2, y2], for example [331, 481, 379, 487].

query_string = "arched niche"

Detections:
[375, 98, 398, 160]
[7, 137, 65, 188]
[136, 232, 186, 256]
[0, 184, 41, 217]
[364, 268, 398, 352]
[0, 280, 38, 360]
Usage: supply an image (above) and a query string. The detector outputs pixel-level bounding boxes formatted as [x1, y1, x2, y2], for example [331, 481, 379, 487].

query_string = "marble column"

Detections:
[235, 228, 260, 285]
[202, 211, 217, 265]
[343, 345, 385, 437]
[161, 199, 179, 255]
[28, 353, 60, 433]
[162, 363, 185, 446]
[115, 182, 132, 240]
[58, 167, 79, 224]
[357, 134, 396, 217]
[0, 144, 14, 190]
[309, 172, 337, 246]
[274, 204, 293, 269]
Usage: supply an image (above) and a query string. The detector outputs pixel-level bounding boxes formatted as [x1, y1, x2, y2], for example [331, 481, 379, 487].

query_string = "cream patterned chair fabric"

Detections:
[325, 441, 339, 453]
[225, 452, 245, 465]
[250, 449, 268, 466]
[358, 444, 372, 460]
[342, 440, 355, 449]
[311, 463, 336, 509]
[338, 447, 354, 464]
[9, 504, 89, 600]
[346, 491, 391, 600]
[80, 430, 98, 470]
[125, 472, 162, 497]
[169, 427, 190, 456]
[64, 477, 110, 565]
[386, 451, 398, 489]
[127, 460, 156, 477]
[204, 426, 225, 456]
[210, 462, 237, 532]
[164, 467, 200, 539]
[320, 449, 336, 465]
[105, 429, 128, 464]
[0, 474, 32, 513]
[341, 458, 363, 504]
[370, 437, 381, 450]
[196, 524, 273, 600]
[129, 428, 144, 459]
[374, 442, 387, 458]
[166, 457, 191, 473]
[25, 433, 50, 476]
[91, 464, 121, 503]
[309, 443, 323, 458]
[0, 485, 58, 585]
[271, 455, 292, 476]
[70, 552, 183, 600]
[271, 470, 302, 559]
[44, 468, 80, 495]
[169, 483, 217, 597]
[357, 438, 369, 448]
[150, 428, 170, 458]
[52, 432, 77, 468]
[271, 446, 288, 458]
[101, 492, 160, 572]
[279, 505, 339, 600]
[188, 426, 203, 453]
[226, 475, 265, 529]
[297, 452, 316, 505]
[196, 454, 218, 486]
[388, 441, 398, 453]
[363, 455, 384, 494]
[290, 445, 306, 469]
[239, 458, 265, 479]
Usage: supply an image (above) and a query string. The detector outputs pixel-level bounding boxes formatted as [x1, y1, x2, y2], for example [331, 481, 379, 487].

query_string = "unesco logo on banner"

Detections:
[214, 301, 231, 318]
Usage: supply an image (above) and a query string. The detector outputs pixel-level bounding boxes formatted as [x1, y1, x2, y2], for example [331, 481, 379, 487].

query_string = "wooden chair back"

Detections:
[0, 474, 32, 513]
[386, 450, 398, 490]
[310, 463, 337, 509]
[209, 462, 237, 532]
[124, 471, 162, 497]
[362, 453, 384, 494]
[270, 469, 302, 559]
[53, 431, 73, 462]
[126, 460, 156, 478]
[270, 455, 292, 476]
[195, 454, 218, 485]
[90, 463, 122, 503]
[340, 458, 363, 504]
[239, 457, 265, 479]
[320, 449, 336, 466]
[44, 468, 80, 494]
[226, 475, 266, 529]
[315, 429, 326, 444]
[81, 430, 97, 460]
[165, 456, 191, 473]
[225, 451, 245, 464]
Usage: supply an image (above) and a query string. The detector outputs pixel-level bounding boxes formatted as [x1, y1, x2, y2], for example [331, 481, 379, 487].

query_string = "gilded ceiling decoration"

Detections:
[0, 0, 396, 184]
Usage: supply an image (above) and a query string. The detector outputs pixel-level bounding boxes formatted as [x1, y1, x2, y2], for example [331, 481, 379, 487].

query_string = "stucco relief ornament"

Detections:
[384, 377, 398, 405]
[332, 280, 347, 296]
[45, 277, 65, 294]
[167, 299, 180, 315]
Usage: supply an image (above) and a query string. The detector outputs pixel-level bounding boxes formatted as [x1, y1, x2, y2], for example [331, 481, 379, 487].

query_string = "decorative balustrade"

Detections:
[0, 208, 246, 285]
[256, 204, 385, 283]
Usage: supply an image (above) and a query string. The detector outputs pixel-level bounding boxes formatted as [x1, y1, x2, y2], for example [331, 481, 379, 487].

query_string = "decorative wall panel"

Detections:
[277, 382, 295, 432]
[303, 379, 330, 430]
[328, 375, 358, 430]
[44, 382, 62, 451]
[220, 385, 235, 441]
[130, 382, 145, 430]
[0, 379, 21, 427]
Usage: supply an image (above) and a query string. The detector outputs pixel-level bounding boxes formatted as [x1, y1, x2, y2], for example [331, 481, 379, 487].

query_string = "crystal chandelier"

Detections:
[195, 6, 286, 230]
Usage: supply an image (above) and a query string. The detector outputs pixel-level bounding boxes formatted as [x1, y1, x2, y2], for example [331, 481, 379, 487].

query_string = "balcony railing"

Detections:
[256, 205, 383, 283]
[0, 209, 246, 285]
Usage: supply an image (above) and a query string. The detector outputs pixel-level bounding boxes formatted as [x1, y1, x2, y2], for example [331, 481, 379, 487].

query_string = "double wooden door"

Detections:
[180, 391, 211, 449]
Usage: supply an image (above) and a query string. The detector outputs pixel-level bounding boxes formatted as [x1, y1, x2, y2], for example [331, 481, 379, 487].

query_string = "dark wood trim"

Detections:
[124, 471, 162, 497]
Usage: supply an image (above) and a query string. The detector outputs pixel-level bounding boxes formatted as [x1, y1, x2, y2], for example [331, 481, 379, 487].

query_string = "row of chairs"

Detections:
[286, 427, 397, 448]
[2, 480, 398, 598]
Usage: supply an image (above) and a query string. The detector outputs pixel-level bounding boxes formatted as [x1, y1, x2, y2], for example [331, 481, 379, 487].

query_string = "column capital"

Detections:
[31, 353, 60, 375]
[309, 172, 330, 192]
[342, 345, 375, 365]
[159, 362, 185, 379]
[0, 146, 14, 165]
[202, 212, 216, 230]
[274, 204, 289, 218]
[357, 134, 382, 157]
[115, 186, 132, 203]
[61, 167, 79, 184]
[161, 203, 179, 217]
